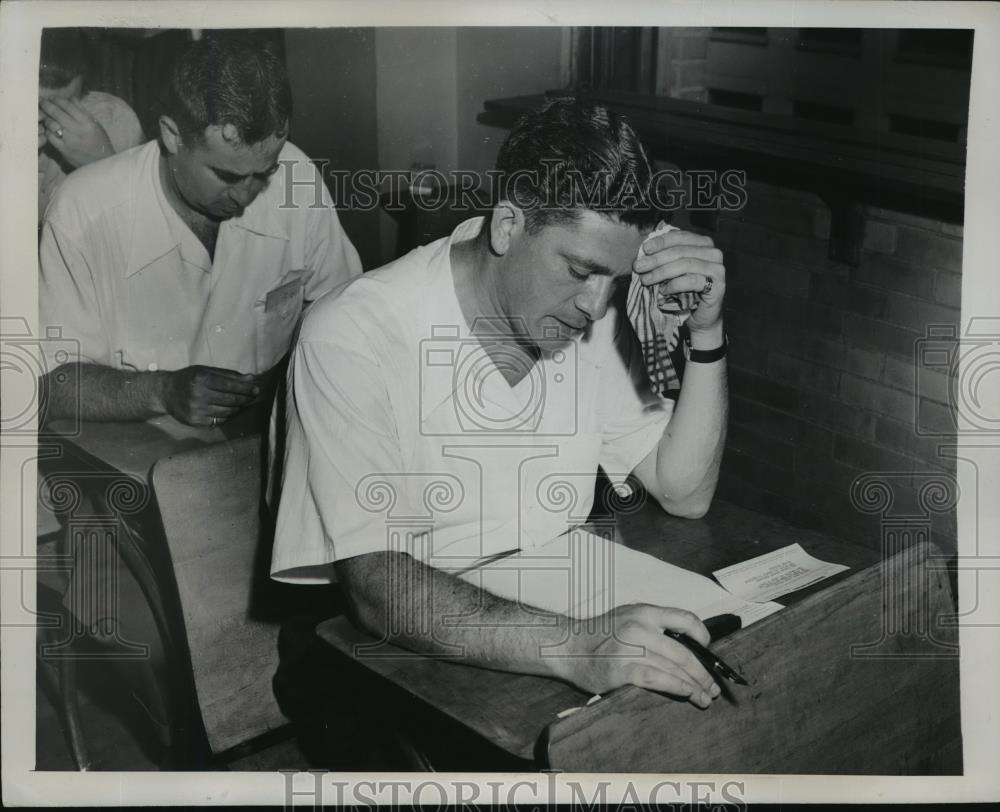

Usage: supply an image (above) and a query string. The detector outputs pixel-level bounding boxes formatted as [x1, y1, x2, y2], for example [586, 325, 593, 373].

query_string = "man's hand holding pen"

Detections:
[554, 603, 723, 709]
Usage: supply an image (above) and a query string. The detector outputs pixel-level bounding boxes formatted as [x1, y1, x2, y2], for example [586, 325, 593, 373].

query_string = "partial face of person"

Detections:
[498, 209, 648, 348]
[38, 75, 83, 148]
[164, 123, 286, 221]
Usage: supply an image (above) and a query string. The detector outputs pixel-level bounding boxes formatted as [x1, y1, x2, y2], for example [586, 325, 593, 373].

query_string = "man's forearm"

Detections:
[41, 363, 168, 423]
[336, 551, 577, 682]
[335, 550, 723, 704]
[644, 324, 729, 518]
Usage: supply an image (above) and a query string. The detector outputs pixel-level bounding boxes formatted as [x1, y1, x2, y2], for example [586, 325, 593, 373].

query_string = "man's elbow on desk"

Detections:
[633, 461, 717, 520]
[334, 551, 403, 640]
[632, 448, 721, 520]
[655, 494, 713, 521]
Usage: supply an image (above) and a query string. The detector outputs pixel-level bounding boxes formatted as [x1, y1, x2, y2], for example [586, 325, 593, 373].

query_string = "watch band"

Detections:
[685, 333, 728, 363]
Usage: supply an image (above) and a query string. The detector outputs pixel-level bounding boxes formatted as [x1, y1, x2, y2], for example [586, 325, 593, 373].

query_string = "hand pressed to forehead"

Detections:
[38, 96, 114, 169]
[632, 222, 726, 333]
[636, 224, 695, 315]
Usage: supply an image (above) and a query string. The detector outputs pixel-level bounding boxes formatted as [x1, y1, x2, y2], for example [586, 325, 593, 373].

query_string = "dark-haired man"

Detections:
[37, 34, 361, 746]
[40, 35, 361, 426]
[272, 99, 728, 712]
[37, 28, 146, 223]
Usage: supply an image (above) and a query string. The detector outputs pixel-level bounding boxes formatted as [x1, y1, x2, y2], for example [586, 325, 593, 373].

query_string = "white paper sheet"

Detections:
[712, 543, 850, 603]
[452, 529, 783, 628]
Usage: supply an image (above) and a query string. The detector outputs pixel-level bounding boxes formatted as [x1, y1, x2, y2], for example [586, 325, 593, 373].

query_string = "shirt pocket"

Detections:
[254, 270, 311, 370]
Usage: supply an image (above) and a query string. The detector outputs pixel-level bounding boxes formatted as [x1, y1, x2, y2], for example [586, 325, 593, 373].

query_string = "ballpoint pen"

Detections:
[665, 630, 749, 686]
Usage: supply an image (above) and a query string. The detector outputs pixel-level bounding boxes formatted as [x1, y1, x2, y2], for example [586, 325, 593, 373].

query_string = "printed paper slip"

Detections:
[712, 543, 850, 604]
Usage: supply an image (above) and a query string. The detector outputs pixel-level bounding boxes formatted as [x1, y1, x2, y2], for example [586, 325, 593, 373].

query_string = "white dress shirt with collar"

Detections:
[39, 138, 361, 375]
[271, 217, 673, 583]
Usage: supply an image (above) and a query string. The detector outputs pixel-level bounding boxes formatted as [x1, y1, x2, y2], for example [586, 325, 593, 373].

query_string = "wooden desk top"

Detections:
[616, 497, 877, 601]
[317, 498, 881, 763]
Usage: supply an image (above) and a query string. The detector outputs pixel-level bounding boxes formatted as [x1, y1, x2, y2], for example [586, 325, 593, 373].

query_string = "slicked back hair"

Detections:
[494, 97, 660, 234]
[160, 34, 292, 146]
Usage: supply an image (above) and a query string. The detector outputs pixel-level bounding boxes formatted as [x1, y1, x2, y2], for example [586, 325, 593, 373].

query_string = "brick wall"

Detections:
[688, 181, 962, 554]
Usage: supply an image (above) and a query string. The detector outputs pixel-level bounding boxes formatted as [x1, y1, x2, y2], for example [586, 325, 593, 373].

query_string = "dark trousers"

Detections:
[272, 588, 435, 771]
[273, 589, 535, 772]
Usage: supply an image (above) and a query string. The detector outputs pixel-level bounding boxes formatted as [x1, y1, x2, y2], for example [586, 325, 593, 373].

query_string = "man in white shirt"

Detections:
[37, 29, 147, 223]
[273, 98, 729, 720]
[37, 35, 361, 746]
[40, 35, 361, 426]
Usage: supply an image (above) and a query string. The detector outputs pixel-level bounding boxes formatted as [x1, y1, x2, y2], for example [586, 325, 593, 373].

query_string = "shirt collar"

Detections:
[125, 142, 178, 278]
[418, 217, 576, 425]
[226, 165, 290, 242]
[418, 217, 485, 418]
[124, 141, 289, 278]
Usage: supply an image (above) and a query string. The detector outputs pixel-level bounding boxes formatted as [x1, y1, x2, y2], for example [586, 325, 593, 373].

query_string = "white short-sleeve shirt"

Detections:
[39, 139, 362, 375]
[271, 218, 673, 583]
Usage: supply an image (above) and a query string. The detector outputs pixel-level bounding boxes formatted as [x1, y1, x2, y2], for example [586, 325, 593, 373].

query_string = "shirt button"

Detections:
[146, 362, 159, 372]
[215, 325, 223, 333]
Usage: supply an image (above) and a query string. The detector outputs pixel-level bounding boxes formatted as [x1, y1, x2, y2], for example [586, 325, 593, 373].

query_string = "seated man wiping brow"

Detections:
[272, 98, 730, 717]
[37, 28, 146, 225]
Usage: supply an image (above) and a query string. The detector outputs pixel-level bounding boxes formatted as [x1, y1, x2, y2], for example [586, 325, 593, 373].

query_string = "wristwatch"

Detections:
[684, 333, 728, 363]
